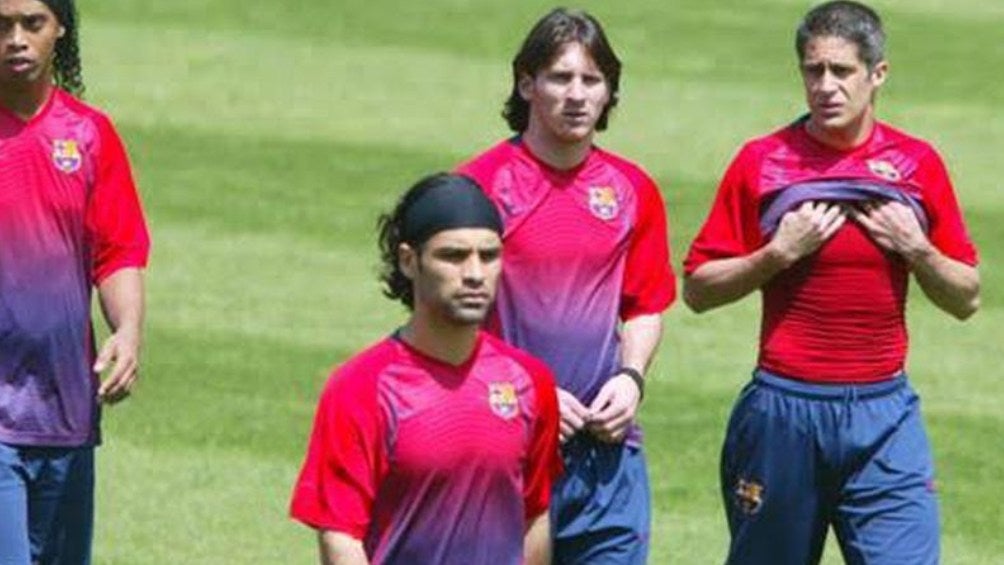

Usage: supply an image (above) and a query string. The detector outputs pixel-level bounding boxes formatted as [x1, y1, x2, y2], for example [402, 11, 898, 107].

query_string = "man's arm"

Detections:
[95, 267, 145, 404]
[318, 531, 370, 565]
[685, 201, 846, 313]
[851, 201, 979, 319]
[587, 313, 661, 443]
[524, 512, 551, 565]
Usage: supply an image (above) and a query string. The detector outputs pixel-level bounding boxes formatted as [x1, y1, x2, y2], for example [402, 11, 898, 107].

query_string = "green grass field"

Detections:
[76, 1, 1003, 563]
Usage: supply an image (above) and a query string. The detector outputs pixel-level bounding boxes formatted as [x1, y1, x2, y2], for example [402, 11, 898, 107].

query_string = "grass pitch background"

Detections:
[77, 1, 1001, 563]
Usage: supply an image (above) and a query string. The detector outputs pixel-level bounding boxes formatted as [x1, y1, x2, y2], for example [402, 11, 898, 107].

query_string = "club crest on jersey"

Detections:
[588, 186, 619, 221]
[867, 159, 901, 182]
[52, 139, 82, 173]
[734, 478, 764, 515]
[488, 382, 519, 420]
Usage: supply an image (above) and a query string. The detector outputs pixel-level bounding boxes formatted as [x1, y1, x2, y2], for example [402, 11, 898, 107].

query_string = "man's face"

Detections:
[401, 228, 502, 326]
[520, 41, 610, 146]
[0, 0, 62, 90]
[800, 35, 887, 143]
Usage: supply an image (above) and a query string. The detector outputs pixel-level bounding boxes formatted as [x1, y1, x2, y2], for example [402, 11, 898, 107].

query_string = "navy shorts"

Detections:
[551, 434, 650, 565]
[720, 370, 939, 565]
[0, 443, 94, 565]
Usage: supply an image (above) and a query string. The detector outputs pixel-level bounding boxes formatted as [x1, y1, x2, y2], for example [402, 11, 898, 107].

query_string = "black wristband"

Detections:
[618, 367, 645, 401]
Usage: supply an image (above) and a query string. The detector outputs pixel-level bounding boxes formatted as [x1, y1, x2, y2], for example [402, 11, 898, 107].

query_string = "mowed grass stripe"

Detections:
[95, 438, 315, 565]
[83, 21, 1004, 190]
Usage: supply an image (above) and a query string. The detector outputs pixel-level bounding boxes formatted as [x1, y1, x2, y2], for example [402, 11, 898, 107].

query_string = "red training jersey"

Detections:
[0, 89, 150, 446]
[459, 139, 675, 444]
[289, 332, 562, 565]
[685, 118, 978, 383]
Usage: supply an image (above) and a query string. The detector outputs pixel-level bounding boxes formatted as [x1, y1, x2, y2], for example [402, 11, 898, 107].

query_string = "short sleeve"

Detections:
[289, 371, 388, 538]
[914, 148, 979, 266]
[620, 171, 677, 320]
[521, 357, 563, 521]
[684, 145, 763, 275]
[86, 115, 151, 284]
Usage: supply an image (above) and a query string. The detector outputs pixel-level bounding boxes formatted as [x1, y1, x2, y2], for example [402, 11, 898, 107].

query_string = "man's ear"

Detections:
[399, 243, 418, 280]
[517, 73, 535, 102]
[870, 59, 889, 88]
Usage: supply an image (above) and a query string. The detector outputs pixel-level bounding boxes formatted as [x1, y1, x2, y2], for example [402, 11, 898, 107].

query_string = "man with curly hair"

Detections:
[0, 1, 150, 563]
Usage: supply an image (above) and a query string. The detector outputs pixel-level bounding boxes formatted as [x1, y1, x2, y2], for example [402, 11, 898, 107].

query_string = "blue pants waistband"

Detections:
[753, 368, 907, 401]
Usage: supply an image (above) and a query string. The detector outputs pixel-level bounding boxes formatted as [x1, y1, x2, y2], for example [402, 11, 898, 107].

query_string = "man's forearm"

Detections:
[524, 512, 551, 565]
[97, 267, 145, 334]
[621, 313, 663, 374]
[684, 245, 790, 313]
[909, 246, 980, 320]
[318, 531, 370, 565]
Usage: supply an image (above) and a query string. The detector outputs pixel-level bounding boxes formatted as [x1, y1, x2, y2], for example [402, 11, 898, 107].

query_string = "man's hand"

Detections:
[95, 328, 141, 404]
[557, 387, 591, 443]
[850, 200, 930, 262]
[586, 373, 641, 444]
[769, 201, 847, 266]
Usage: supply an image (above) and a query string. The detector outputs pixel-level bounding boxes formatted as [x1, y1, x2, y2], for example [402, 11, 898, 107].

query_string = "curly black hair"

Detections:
[42, 0, 84, 97]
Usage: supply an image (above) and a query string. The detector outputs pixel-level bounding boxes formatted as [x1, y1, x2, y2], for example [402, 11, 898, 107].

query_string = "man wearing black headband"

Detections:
[290, 173, 562, 565]
[460, 8, 676, 564]
[684, 2, 979, 563]
[0, 1, 150, 563]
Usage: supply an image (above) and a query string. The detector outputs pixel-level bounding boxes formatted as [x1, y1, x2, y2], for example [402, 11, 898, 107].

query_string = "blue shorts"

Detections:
[551, 434, 650, 565]
[0, 443, 94, 565]
[720, 370, 939, 565]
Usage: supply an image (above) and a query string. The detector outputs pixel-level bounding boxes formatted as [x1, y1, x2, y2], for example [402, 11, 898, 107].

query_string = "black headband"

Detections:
[401, 175, 503, 245]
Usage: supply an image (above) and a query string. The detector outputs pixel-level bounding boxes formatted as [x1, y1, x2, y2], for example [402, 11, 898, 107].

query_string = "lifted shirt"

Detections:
[685, 118, 978, 382]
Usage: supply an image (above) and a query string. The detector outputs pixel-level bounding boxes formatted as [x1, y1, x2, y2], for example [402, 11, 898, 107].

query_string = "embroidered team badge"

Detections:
[52, 139, 82, 173]
[867, 159, 901, 182]
[734, 478, 765, 515]
[488, 382, 519, 420]
[587, 186, 619, 221]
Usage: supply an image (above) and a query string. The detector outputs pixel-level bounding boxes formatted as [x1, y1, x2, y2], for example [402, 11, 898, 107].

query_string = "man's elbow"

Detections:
[682, 278, 713, 313]
[951, 293, 980, 321]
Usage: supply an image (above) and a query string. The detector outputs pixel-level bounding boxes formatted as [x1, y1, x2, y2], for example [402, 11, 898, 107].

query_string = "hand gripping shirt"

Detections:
[0, 89, 150, 446]
[459, 139, 676, 443]
[289, 332, 562, 565]
[685, 119, 978, 383]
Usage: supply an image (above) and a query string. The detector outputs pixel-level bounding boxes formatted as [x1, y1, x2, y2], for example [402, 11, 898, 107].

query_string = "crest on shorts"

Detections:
[588, 186, 619, 220]
[52, 139, 82, 173]
[488, 382, 519, 420]
[867, 159, 901, 182]
[735, 478, 764, 515]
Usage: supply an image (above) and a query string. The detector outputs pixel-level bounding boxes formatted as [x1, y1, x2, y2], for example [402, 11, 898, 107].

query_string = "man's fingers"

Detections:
[587, 387, 614, 414]
[561, 409, 586, 431]
[98, 355, 137, 402]
[821, 212, 847, 240]
[559, 421, 574, 443]
[93, 339, 115, 373]
[591, 397, 628, 424]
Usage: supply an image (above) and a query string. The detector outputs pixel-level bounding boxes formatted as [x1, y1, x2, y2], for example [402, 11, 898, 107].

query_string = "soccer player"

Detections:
[289, 173, 563, 565]
[0, 0, 151, 563]
[683, 2, 980, 563]
[459, 8, 676, 564]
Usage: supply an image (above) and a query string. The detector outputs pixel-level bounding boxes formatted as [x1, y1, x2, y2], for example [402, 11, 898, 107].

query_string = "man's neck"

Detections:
[0, 81, 53, 121]
[805, 111, 876, 152]
[400, 314, 479, 367]
[521, 125, 593, 171]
